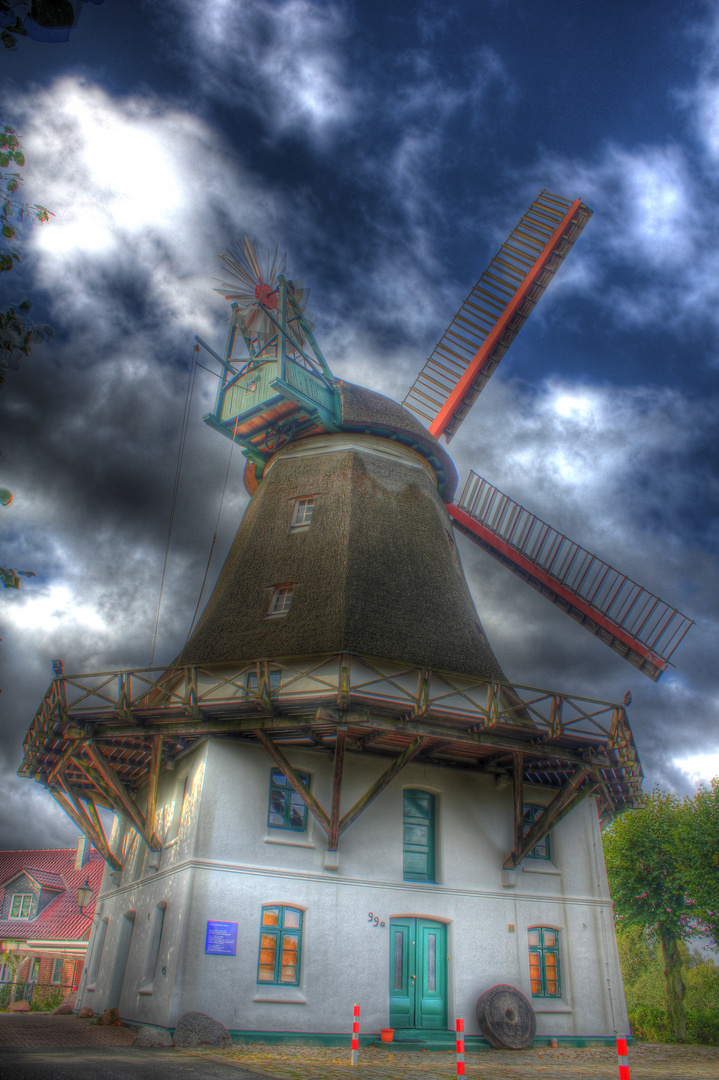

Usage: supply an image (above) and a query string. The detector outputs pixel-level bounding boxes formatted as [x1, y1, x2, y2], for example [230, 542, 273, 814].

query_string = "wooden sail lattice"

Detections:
[450, 472, 694, 681]
[403, 191, 592, 442]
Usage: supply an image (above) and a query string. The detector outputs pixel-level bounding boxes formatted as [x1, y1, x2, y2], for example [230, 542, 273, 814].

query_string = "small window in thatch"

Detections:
[267, 585, 294, 616]
[291, 497, 315, 530]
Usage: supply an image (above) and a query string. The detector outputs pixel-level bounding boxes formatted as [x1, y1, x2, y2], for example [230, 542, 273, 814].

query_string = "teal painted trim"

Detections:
[271, 378, 339, 431]
[403, 789, 436, 883]
[119, 1021, 635, 1051]
[268, 767, 310, 831]
[523, 803, 551, 860]
[195, 334, 236, 376]
[256, 906, 303, 987]
[282, 281, 337, 389]
[202, 414, 267, 470]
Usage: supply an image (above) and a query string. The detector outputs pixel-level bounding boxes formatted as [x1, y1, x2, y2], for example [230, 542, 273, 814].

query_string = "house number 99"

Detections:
[368, 912, 385, 927]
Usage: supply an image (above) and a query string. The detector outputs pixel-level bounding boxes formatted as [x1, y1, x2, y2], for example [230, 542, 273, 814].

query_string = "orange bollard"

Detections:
[456, 1017, 465, 1076]
[350, 1003, 360, 1066]
[616, 1036, 630, 1079]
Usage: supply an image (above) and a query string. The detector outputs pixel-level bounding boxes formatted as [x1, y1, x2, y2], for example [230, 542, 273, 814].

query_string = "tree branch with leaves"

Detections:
[603, 789, 696, 1040]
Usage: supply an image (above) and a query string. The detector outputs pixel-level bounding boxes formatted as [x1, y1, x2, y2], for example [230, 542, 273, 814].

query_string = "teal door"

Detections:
[389, 918, 447, 1030]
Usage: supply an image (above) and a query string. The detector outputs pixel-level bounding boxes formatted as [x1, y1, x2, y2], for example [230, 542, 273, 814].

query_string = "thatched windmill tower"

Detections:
[20, 194, 691, 1046]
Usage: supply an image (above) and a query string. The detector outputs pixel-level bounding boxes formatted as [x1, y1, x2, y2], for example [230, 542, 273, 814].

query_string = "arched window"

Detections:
[257, 906, 303, 986]
[528, 927, 561, 997]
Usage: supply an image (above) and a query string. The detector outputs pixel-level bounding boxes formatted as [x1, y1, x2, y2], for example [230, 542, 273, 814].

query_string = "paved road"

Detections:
[2, 1014, 719, 1080]
[0, 1048, 271, 1080]
[0, 1013, 136, 1048]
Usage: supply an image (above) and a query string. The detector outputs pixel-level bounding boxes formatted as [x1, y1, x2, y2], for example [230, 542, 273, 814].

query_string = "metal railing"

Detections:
[0, 980, 74, 1011]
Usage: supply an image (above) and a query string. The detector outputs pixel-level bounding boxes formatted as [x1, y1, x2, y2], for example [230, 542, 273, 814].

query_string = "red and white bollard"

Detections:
[350, 1003, 360, 1066]
[456, 1017, 465, 1076]
[616, 1036, 630, 1080]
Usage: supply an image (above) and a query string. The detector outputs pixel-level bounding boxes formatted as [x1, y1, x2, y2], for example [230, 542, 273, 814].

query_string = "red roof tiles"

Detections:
[0, 843, 104, 944]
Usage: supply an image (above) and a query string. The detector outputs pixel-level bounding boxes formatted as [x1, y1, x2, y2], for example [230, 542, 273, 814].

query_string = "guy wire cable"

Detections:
[149, 343, 199, 666]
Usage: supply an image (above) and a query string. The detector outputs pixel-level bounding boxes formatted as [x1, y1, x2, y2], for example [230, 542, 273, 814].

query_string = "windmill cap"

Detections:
[335, 380, 457, 503]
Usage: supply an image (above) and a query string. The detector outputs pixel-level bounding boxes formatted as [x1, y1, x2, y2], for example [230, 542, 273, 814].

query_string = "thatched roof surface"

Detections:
[335, 381, 457, 503]
[178, 438, 506, 681]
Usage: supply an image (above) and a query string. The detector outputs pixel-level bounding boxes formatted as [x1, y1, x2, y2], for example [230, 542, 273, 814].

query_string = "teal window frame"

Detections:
[51, 958, 63, 984]
[403, 789, 436, 883]
[528, 927, 561, 998]
[523, 803, 551, 860]
[268, 768, 310, 832]
[9, 893, 32, 919]
[257, 905, 303, 985]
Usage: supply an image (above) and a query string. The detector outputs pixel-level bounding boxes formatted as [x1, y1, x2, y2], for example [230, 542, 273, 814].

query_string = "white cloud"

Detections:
[674, 750, 719, 786]
[14, 77, 274, 335]
[165, 0, 355, 142]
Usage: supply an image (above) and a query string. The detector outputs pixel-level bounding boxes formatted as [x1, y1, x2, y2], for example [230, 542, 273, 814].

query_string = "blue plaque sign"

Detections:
[205, 920, 237, 956]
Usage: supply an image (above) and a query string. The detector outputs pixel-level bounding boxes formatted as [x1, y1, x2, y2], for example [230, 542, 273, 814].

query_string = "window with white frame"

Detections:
[51, 958, 64, 984]
[10, 893, 32, 919]
[291, 497, 315, 530]
[267, 585, 293, 616]
[0, 962, 11, 982]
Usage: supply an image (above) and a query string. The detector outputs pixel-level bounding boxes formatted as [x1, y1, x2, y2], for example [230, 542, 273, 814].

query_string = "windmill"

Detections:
[199, 191, 693, 682]
[19, 190, 680, 1044]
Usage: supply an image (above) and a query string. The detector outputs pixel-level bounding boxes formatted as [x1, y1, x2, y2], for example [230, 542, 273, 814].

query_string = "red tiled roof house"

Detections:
[0, 837, 104, 997]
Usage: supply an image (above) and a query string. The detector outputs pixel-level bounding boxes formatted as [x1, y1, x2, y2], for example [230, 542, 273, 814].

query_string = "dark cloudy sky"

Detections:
[1, 0, 718, 851]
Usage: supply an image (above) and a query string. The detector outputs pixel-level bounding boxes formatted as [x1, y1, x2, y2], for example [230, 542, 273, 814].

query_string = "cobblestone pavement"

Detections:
[2, 1017, 719, 1080]
[179, 1042, 719, 1080]
[0, 1014, 136, 1048]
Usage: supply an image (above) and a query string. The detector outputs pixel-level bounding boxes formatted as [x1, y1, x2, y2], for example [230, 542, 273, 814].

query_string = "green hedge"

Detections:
[629, 1005, 719, 1046]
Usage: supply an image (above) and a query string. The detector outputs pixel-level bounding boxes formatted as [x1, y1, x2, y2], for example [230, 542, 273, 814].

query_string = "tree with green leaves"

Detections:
[603, 789, 695, 1040]
[680, 778, 719, 952]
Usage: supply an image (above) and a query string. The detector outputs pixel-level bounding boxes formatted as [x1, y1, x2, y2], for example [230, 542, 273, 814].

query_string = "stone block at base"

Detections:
[134, 1025, 173, 1047]
[174, 1012, 232, 1049]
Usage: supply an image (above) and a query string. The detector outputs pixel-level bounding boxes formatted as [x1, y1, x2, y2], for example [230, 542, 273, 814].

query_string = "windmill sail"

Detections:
[449, 471, 693, 682]
[403, 191, 592, 442]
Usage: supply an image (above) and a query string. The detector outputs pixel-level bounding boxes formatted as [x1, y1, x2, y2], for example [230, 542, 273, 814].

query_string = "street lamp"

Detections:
[76, 877, 93, 913]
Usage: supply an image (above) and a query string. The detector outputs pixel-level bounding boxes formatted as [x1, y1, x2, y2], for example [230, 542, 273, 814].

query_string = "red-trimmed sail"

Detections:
[403, 192, 592, 442]
[450, 472, 693, 681]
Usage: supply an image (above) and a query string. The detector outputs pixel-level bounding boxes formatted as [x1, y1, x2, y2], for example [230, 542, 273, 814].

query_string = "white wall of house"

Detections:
[77, 736, 628, 1038]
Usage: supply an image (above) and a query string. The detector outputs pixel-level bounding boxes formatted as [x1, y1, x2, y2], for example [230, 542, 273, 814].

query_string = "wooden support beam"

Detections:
[504, 764, 590, 869]
[83, 795, 112, 853]
[145, 735, 162, 833]
[327, 731, 346, 851]
[84, 742, 162, 851]
[89, 712, 599, 771]
[50, 778, 122, 871]
[339, 737, 426, 837]
[254, 729, 331, 835]
[512, 752, 524, 856]
[70, 755, 127, 817]
[46, 742, 76, 786]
